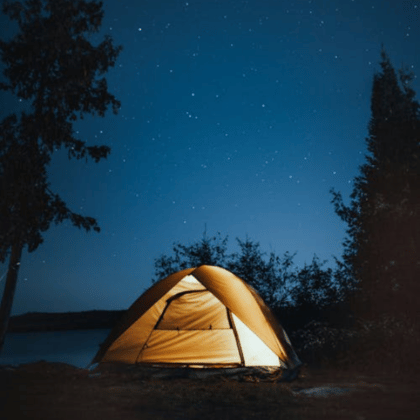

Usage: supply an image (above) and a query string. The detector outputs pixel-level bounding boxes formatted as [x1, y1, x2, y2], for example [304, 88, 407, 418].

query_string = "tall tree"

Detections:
[331, 50, 420, 323]
[0, 0, 122, 350]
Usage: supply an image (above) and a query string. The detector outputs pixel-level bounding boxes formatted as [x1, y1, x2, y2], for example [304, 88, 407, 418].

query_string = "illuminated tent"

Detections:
[92, 265, 301, 369]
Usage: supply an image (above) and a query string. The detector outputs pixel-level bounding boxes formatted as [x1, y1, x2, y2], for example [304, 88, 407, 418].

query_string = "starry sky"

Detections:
[1, 0, 419, 316]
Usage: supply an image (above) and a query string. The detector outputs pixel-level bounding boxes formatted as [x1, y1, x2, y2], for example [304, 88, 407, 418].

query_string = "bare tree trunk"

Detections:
[0, 243, 23, 352]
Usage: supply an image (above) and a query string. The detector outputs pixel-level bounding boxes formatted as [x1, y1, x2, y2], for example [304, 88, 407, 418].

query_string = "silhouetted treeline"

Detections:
[154, 231, 354, 331]
[8, 310, 125, 332]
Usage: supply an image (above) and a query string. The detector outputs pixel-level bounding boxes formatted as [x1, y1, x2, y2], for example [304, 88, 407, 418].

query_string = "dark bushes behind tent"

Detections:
[154, 231, 420, 372]
[154, 232, 357, 366]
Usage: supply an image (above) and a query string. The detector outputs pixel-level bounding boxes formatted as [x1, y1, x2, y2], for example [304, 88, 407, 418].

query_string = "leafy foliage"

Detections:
[153, 231, 230, 282]
[0, 0, 122, 261]
[153, 231, 353, 331]
[226, 237, 294, 309]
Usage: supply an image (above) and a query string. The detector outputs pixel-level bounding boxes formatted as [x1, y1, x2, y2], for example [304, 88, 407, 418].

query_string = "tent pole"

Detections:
[134, 300, 171, 363]
[227, 309, 245, 366]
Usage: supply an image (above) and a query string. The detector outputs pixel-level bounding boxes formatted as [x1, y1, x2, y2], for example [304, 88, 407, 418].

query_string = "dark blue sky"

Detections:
[1, 0, 419, 315]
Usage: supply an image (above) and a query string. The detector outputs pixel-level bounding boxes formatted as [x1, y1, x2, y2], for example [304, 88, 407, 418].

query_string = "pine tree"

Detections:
[0, 0, 122, 350]
[331, 50, 420, 324]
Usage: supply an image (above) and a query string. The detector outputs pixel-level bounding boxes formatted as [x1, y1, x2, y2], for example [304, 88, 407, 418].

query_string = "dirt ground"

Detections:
[1, 361, 419, 420]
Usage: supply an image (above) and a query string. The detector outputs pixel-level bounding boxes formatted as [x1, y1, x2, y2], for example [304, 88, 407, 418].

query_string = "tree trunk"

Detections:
[0, 243, 23, 353]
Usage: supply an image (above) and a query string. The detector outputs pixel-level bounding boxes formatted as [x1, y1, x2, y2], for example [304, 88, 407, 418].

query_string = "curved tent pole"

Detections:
[227, 308, 245, 366]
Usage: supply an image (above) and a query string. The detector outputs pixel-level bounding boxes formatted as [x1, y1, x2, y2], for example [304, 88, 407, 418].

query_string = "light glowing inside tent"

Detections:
[97, 266, 299, 368]
[232, 313, 280, 366]
[182, 275, 201, 285]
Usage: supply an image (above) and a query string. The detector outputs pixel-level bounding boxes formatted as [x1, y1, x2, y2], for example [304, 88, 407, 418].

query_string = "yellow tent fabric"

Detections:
[92, 265, 301, 369]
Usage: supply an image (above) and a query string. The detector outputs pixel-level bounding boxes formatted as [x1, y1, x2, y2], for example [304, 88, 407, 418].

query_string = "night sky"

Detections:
[1, 0, 419, 316]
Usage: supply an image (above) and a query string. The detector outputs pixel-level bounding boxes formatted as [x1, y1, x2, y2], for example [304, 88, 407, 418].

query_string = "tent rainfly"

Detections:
[92, 265, 301, 369]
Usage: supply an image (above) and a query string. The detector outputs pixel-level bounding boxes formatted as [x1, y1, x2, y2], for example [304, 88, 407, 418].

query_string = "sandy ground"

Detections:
[1, 361, 419, 420]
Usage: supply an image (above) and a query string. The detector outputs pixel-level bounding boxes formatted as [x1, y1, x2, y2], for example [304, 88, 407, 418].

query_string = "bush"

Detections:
[153, 231, 353, 324]
[290, 321, 356, 366]
[290, 314, 420, 373]
[344, 316, 420, 374]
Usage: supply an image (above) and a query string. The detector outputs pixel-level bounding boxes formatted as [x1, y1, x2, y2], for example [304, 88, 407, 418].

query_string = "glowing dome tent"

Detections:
[92, 265, 301, 369]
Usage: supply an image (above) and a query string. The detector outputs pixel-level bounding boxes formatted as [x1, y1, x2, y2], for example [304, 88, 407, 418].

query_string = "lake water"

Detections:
[0, 329, 111, 368]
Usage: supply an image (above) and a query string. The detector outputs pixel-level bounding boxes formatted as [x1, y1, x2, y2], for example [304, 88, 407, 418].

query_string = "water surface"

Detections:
[0, 329, 111, 368]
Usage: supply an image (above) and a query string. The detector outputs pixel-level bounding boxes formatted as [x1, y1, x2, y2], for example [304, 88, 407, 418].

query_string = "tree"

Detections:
[0, 0, 122, 350]
[331, 50, 420, 323]
[153, 231, 290, 307]
[153, 231, 350, 330]
[227, 237, 295, 310]
[153, 230, 229, 282]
